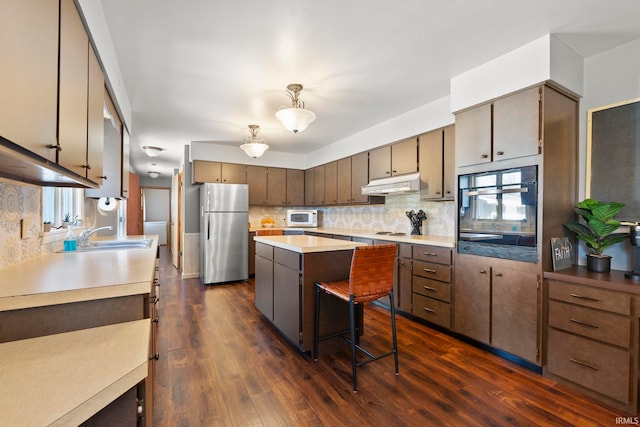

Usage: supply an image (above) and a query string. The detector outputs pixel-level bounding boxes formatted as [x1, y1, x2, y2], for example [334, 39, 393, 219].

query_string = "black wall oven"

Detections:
[458, 165, 538, 262]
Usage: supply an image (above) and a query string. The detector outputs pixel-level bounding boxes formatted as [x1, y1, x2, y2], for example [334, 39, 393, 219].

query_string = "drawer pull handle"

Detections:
[422, 252, 437, 257]
[569, 358, 599, 371]
[423, 286, 436, 291]
[570, 318, 599, 329]
[423, 307, 435, 313]
[423, 268, 437, 274]
[569, 293, 600, 302]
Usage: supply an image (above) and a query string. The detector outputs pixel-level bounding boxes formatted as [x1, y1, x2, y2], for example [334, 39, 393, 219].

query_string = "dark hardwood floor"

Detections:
[154, 247, 621, 426]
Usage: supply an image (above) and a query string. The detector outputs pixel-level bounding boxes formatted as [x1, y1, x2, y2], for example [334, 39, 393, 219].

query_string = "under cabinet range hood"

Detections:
[361, 172, 421, 196]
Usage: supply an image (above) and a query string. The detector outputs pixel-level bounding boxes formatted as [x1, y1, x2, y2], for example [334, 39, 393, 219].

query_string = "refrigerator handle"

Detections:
[207, 216, 210, 241]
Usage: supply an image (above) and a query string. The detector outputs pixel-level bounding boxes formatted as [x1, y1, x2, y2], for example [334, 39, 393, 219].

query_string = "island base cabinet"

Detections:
[273, 262, 301, 344]
[80, 385, 138, 426]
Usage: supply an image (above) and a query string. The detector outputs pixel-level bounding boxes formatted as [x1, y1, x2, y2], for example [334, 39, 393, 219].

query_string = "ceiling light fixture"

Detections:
[148, 171, 160, 179]
[142, 146, 164, 158]
[240, 124, 269, 158]
[275, 83, 316, 133]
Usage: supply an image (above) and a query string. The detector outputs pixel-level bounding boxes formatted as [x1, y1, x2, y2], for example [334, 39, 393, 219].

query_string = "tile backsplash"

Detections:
[250, 194, 455, 236]
[0, 179, 43, 268]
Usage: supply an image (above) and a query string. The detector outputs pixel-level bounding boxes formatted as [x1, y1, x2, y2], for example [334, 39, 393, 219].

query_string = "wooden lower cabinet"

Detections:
[412, 245, 453, 329]
[544, 268, 640, 414]
[454, 253, 540, 364]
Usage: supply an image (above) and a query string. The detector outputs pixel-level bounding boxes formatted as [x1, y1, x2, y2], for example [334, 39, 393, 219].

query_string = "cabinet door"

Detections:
[493, 86, 541, 161]
[192, 160, 221, 184]
[391, 137, 418, 176]
[398, 256, 412, 312]
[254, 255, 273, 320]
[314, 165, 325, 205]
[273, 263, 300, 345]
[86, 44, 104, 183]
[247, 166, 267, 205]
[350, 152, 369, 204]
[0, 0, 59, 161]
[221, 163, 246, 184]
[442, 125, 455, 199]
[455, 104, 492, 167]
[491, 262, 539, 363]
[267, 168, 287, 206]
[419, 130, 443, 199]
[58, 0, 89, 177]
[369, 146, 391, 179]
[324, 161, 338, 205]
[286, 169, 305, 206]
[336, 158, 351, 204]
[304, 168, 315, 206]
[453, 253, 490, 343]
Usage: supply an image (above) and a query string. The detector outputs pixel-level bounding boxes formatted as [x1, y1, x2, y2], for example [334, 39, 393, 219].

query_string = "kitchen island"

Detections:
[253, 234, 367, 354]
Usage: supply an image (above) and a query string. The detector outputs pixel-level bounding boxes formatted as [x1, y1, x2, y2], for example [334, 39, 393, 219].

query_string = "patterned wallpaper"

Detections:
[0, 179, 43, 269]
[249, 194, 455, 237]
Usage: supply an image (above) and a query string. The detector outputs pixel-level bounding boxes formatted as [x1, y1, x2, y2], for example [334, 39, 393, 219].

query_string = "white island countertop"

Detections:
[254, 234, 367, 253]
[0, 235, 158, 312]
[0, 319, 150, 426]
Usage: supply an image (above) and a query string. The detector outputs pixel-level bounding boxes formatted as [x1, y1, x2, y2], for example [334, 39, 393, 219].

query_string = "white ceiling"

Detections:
[98, 0, 640, 177]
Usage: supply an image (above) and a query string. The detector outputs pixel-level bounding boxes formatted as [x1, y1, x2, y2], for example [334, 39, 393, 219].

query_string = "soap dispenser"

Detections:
[63, 228, 77, 251]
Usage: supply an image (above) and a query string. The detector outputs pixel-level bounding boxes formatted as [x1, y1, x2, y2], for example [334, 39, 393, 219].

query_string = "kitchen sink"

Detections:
[57, 238, 153, 252]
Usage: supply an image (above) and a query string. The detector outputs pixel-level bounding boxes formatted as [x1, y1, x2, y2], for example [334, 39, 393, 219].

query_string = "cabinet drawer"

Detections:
[413, 276, 451, 303]
[413, 246, 452, 265]
[412, 294, 451, 329]
[256, 242, 273, 260]
[549, 300, 631, 348]
[547, 328, 630, 404]
[413, 260, 451, 283]
[548, 280, 631, 315]
[274, 248, 300, 271]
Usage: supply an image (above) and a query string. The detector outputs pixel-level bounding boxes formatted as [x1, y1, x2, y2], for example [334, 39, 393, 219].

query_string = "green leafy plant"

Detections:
[563, 198, 628, 257]
[62, 213, 72, 223]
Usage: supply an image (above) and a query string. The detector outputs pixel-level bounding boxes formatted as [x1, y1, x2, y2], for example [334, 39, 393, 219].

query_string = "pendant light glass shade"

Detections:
[148, 171, 160, 178]
[142, 146, 164, 158]
[240, 124, 269, 158]
[275, 84, 316, 133]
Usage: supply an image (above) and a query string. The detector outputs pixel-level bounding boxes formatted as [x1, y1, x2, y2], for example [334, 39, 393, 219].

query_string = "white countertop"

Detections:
[0, 319, 150, 426]
[250, 226, 455, 248]
[254, 235, 366, 253]
[0, 235, 158, 312]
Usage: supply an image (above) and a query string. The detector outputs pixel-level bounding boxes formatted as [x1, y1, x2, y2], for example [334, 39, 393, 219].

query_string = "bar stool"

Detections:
[313, 243, 399, 392]
[255, 229, 284, 236]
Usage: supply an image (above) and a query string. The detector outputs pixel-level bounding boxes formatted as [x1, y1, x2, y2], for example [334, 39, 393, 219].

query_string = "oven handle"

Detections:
[466, 187, 529, 196]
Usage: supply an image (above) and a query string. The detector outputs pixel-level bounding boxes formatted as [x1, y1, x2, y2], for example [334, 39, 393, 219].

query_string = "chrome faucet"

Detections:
[77, 226, 113, 247]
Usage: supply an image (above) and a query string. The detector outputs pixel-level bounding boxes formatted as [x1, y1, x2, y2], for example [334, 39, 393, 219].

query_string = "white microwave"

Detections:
[286, 209, 318, 227]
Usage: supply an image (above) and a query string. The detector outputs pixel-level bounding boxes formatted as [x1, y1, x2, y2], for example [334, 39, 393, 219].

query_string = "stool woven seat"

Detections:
[313, 243, 399, 392]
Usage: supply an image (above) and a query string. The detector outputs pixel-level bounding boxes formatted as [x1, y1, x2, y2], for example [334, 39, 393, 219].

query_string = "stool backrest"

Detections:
[256, 229, 284, 236]
[348, 244, 397, 302]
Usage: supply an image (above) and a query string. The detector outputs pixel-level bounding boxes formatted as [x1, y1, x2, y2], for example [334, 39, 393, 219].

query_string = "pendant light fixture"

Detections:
[142, 146, 164, 158]
[240, 124, 269, 158]
[275, 83, 316, 133]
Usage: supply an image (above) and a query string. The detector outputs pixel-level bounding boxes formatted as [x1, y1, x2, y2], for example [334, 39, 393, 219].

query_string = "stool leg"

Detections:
[350, 296, 358, 392]
[389, 291, 399, 375]
[314, 285, 321, 361]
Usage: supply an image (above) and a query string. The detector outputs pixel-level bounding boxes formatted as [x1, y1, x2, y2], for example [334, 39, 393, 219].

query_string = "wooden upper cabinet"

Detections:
[221, 163, 246, 184]
[337, 157, 352, 204]
[267, 168, 287, 206]
[0, 0, 59, 161]
[286, 169, 304, 206]
[493, 86, 541, 160]
[391, 137, 418, 176]
[369, 145, 391, 179]
[350, 152, 369, 204]
[314, 165, 325, 205]
[86, 44, 104, 183]
[455, 103, 492, 167]
[419, 125, 455, 200]
[58, 0, 89, 177]
[247, 165, 267, 206]
[304, 168, 315, 206]
[324, 161, 338, 205]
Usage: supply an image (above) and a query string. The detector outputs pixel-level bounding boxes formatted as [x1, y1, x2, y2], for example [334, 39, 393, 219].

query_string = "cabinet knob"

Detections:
[99, 175, 107, 180]
[481, 154, 488, 159]
[82, 164, 91, 170]
[47, 144, 62, 152]
[496, 151, 504, 156]
[150, 353, 160, 361]
[479, 269, 487, 274]
[495, 272, 503, 277]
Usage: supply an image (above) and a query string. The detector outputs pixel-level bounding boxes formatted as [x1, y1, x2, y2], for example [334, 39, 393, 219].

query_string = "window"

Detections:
[43, 187, 84, 226]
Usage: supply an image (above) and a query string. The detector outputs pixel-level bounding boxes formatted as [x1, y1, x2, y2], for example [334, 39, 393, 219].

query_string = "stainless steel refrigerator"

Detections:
[200, 183, 249, 284]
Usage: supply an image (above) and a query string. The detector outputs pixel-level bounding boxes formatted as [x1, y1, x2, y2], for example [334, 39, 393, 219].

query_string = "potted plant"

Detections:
[563, 198, 629, 272]
[62, 213, 72, 228]
[43, 221, 52, 232]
